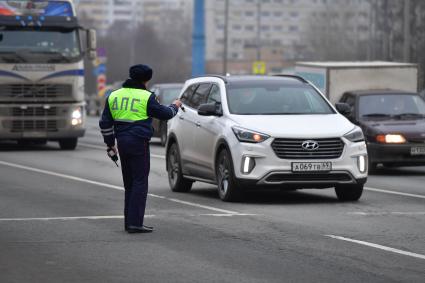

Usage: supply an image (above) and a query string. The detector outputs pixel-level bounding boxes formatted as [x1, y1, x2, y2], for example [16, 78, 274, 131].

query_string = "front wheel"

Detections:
[216, 149, 241, 202]
[167, 143, 193, 192]
[59, 138, 78, 150]
[335, 184, 363, 202]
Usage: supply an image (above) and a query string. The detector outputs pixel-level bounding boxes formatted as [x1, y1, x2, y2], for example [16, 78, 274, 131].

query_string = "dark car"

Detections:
[150, 83, 183, 146]
[339, 90, 425, 171]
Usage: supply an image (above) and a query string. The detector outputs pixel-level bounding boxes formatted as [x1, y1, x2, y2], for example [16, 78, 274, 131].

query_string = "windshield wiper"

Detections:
[393, 113, 425, 118]
[30, 50, 72, 63]
[0, 51, 26, 63]
[362, 113, 392, 117]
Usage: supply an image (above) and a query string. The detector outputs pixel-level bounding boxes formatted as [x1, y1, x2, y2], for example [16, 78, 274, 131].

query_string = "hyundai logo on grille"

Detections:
[301, 140, 319, 151]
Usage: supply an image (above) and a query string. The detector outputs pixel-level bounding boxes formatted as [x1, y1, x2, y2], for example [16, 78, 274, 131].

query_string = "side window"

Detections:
[189, 83, 212, 109]
[181, 84, 198, 106]
[207, 84, 222, 104]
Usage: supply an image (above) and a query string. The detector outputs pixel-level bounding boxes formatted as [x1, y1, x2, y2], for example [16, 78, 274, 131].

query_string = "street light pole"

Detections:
[256, 0, 261, 61]
[403, 0, 411, 62]
[223, 0, 229, 75]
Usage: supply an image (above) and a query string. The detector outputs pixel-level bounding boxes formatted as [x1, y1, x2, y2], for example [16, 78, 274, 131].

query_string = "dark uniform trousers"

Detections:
[117, 135, 150, 228]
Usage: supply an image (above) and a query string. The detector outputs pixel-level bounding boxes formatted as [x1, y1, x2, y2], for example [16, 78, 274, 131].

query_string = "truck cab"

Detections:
[0, 0, 96, 149]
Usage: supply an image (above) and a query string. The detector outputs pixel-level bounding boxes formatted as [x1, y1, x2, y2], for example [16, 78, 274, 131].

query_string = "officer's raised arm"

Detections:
[147, 94, 182, 120]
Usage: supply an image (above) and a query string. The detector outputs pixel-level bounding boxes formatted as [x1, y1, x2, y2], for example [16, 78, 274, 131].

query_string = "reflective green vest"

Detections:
[108, 88, 151, 122]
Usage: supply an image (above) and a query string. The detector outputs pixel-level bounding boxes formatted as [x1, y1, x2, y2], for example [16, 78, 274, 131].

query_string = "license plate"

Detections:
[410, 146, 425, 156]
[22, 132, 47, 138]
[291, 162, 332, 172]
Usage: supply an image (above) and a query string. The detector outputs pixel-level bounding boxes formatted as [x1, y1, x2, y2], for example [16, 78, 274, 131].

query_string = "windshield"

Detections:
[226, 81, 334, 115]
[161, 87, 182, 104]
[0, 29, 82, 63]
[359, 94, 425, 118]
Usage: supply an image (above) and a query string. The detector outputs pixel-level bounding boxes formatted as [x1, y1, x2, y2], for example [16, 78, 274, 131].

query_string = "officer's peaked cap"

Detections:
[129, 64, 153, 82]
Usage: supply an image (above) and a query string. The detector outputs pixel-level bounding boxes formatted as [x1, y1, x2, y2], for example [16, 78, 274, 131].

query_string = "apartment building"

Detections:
[205, 0, 372, 74]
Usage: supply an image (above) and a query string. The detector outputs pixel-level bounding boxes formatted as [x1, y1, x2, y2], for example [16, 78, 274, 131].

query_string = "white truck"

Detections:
[295, 61, 418, 103]
[0, 0, 96, 149]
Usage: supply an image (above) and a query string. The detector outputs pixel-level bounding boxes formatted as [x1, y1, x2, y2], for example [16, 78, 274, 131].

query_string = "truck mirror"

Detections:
[87, 29, 97, 51]
[88, 50, 97, 60]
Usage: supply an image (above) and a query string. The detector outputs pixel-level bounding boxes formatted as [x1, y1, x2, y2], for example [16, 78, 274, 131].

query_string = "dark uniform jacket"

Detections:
[99, 79, 178, 147]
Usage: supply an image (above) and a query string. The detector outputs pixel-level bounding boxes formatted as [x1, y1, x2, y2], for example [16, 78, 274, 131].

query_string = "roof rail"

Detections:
[273, 74, 308, 83]
[191, 74, 228, 83]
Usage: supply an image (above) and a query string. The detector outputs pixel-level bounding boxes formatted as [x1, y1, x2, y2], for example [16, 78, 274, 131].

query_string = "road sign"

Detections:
[252, 61, 266, 75]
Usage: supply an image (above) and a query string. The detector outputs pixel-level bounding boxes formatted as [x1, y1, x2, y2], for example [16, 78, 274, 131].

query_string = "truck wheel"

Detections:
[160, 123, 167, 147]
[59, 138, 78, 150]
[216, 149, 242, 202]
[167, 142, 193, 192]
[335, 184, 363, 201]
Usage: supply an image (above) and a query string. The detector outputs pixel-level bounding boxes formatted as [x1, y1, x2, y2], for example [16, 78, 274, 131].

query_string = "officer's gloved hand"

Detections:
[172, 100, 182, 108]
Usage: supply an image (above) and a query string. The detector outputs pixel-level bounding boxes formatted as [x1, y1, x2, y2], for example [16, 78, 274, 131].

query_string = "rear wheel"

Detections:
[167, 142, 193, 192]
[216, 149, 241, 202]
[335, 184, 363, 201]
[59, 138, 78, 150]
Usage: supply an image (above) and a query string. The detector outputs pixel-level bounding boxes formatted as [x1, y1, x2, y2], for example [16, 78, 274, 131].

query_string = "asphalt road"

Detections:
[0, 117, 424, 283]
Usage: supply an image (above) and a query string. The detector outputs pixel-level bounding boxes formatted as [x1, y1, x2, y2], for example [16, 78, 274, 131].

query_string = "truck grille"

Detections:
[12, 107, 57, 117]
[8, 120, 58, 132]
[0, 84, 72, 101]
[271, 138, 344, 159]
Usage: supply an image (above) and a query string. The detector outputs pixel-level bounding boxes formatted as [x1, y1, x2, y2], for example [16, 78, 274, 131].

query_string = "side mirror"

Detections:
[87, 29, 97, 59]
[198, 102, 222, 116]
[335, 103, 352, 117]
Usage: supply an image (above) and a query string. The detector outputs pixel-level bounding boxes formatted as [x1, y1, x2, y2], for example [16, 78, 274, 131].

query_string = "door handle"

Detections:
[179, 115, 184, 120]
[196, 121, 201, 127]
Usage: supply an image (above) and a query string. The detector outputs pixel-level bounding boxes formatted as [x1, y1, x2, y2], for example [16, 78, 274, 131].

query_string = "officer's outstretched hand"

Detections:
[172, 100, 182, 108]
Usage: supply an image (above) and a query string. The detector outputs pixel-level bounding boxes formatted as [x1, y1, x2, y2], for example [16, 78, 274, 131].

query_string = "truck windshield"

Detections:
[226, 81, 335, 115]
[0, 29, 82, 63]
[359, 94, 425, 118]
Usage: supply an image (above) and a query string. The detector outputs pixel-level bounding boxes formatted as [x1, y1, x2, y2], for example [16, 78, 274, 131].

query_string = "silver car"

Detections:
[166, 75, 368, 202]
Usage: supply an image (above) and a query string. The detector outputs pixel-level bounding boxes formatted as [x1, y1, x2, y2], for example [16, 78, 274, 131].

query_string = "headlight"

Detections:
[376, 134, 406, 144]
[232, 126, 269, 143]
[71, 107, 83, 126]
[344, 127, 364, 142]
[72, 108, 82, 119]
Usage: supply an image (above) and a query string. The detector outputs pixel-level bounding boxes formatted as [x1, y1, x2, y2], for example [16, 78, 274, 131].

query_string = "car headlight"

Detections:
[376, 134, 406, 144]
[344, 127, 364, 142]
[232, 126, 270, 143]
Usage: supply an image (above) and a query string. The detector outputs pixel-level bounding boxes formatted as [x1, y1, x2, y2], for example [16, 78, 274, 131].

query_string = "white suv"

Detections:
[166, 75, 368, 202]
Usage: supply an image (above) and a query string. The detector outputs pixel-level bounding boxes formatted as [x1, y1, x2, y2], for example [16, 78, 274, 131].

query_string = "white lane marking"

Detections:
[326, 235, 425, 260]
[365, 187, 425, 199]
[349, 212, 425, 216]
[79, 142, 166, 159]
[0, 160, 240, 215]
[0, 215, 155, 221]
[149, 193, 239, 214]
[199, 213, 258, 217]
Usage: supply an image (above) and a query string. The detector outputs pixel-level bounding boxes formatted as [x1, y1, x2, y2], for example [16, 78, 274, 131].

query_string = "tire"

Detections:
[335, 184, 363, 202]
[59, 138, 78, 150]
[160, 123, 167, 147]
[215, 149, 242, 202]
[167, 142, 193, 192]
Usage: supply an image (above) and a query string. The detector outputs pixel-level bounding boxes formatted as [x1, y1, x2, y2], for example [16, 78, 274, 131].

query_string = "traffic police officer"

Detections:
[99, 64, 182, 233]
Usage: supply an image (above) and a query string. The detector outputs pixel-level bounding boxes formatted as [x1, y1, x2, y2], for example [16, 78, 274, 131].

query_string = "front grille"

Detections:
[11, 107, 57, 117]
[0, 84, 72, 101]
[265, 172, 352, 183]
[9, 120, 58, 132]
[271, 138, 344, 159]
